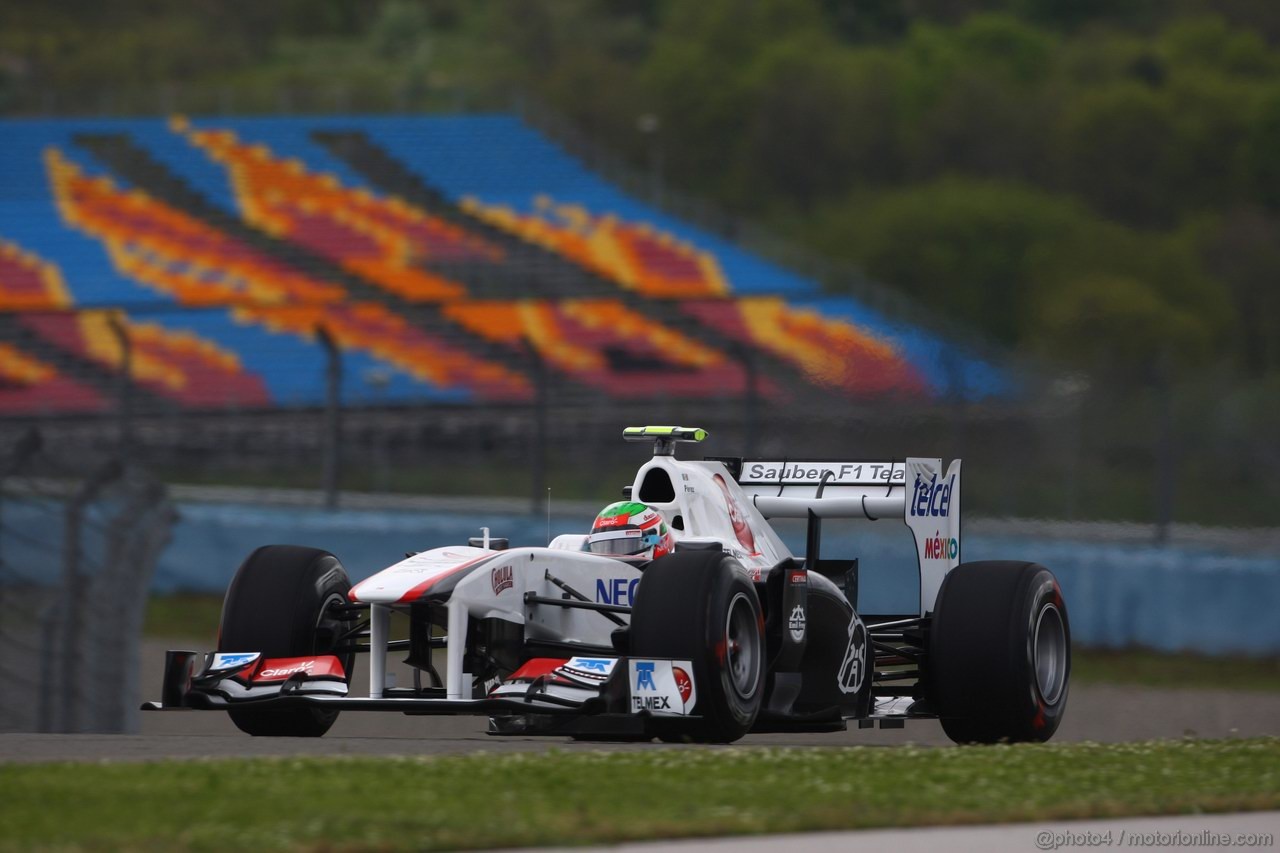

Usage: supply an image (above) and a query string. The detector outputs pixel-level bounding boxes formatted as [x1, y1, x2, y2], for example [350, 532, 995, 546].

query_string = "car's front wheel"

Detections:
[629, 550, 765, 743]
[219, 545, 354, 737]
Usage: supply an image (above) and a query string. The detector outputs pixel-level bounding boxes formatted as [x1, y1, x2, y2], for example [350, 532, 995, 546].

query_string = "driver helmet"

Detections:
[584, 501, 673, 560]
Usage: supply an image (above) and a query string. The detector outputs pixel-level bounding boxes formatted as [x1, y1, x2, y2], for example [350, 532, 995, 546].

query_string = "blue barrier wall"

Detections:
[135, 502, 1280, 656]
[5, 499, 1264, 650]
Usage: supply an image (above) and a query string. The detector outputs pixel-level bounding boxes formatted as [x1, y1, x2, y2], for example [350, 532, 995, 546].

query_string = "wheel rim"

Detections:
[724, 592, 761, 699]
[1033, 603, 1067, 705]
[315, 592, 350, 658]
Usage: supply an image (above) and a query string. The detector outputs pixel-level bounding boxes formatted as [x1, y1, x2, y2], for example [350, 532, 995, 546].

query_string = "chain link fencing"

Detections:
[0, 429, 176, 733]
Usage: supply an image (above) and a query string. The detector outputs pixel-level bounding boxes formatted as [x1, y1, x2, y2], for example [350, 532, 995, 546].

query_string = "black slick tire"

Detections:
[629, 550, 765, 743]
[927, 561, 1071, 744]
[218, 545, 353, 737]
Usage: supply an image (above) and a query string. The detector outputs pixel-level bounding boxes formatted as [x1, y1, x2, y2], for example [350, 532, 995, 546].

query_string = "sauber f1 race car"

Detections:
[146, 426, 1071, 744]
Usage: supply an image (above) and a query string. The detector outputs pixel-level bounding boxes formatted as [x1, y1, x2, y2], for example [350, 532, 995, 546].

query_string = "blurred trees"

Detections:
[3, 0, 1280, 383]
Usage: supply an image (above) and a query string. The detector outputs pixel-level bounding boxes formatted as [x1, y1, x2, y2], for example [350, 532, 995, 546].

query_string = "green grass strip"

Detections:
[1, 738, 1277, 851]
[1071, 649, 1280, 692]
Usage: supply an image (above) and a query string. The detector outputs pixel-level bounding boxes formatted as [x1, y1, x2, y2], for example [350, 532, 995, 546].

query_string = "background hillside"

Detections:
[2, 0, 1279, 525]
[5, 0, 1280, 379]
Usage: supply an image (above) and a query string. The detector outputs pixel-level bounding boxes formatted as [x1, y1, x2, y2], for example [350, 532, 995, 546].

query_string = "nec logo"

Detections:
[596, 577, 640, 606]
[910, 473, 955, 519]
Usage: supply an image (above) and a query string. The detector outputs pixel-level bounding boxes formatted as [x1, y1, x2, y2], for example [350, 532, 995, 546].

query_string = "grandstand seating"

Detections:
[460, 195, 729, 299]
[681, 298, 929, 397]
[22, 311, 271, 408]
[239, 303, 530, 402]
[443, 299, 771, 398]
[0, 341, 107, 414]
[46, 148, 345, 307]
[0, 240, 72, 311]
[42, 149, 528, 404]
[181, 120, 497, 302]
[0, 113, 1007, 416]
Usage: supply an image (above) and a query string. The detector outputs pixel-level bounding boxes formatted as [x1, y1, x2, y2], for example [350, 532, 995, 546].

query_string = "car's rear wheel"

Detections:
[219, 545, 354, 737]
[926, 561, 1071, 744]
[629, 550, 764, 743]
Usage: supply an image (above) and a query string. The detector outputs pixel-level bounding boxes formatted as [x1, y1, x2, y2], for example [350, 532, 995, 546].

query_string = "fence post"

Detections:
[59, 459, 123, 732]
[317, 325, 342, 510]
[107, 314, 133, 466]
[37, 607, 57, 732]
[100, 479, 173, 733]
[529, 342, 548, 515]
[736, 345, 759, 458]
[0, 432, 42, 557]
[1153, 352, 1176, 545]
[0, 430, 43, 727]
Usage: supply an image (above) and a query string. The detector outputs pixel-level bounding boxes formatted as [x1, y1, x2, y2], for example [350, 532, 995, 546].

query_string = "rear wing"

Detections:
[726, 457, 962, 615]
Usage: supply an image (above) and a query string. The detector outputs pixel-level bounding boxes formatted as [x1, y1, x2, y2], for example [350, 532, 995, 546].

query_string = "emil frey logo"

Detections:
[789, 605, 807, 643]
[635, 661, 657, 691]
[910, 473, 955, 519]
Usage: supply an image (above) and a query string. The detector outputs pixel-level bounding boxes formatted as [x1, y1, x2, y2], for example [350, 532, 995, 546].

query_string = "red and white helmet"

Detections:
[584, 501, 674, 560]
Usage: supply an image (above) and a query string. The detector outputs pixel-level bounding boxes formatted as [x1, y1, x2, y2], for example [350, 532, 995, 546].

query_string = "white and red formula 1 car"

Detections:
[147, 426, 1071, 744]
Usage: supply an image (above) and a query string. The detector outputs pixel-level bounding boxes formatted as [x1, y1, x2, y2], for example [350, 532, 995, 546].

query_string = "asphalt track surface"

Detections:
[2, 640, 1279, 763]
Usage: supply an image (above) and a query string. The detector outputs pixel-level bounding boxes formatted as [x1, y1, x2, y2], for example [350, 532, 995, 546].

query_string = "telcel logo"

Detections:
[910, 473, 955, 518]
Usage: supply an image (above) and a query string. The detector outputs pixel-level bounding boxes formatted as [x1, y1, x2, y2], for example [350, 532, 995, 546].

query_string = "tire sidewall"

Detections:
[630, 551, 765, 742]
[1010, 570, 1071, 741]
[699, 568, 764, 733]
[929, 561, 1072, 744]
[218, 545, 352, 737]
[219, 545, 350, 660]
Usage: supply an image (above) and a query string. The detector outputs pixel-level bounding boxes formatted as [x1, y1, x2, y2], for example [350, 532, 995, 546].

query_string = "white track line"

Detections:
[531, 811, 1280, 853]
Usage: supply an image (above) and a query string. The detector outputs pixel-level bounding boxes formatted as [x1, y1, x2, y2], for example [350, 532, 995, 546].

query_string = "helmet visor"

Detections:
[586, 528, 661, 556]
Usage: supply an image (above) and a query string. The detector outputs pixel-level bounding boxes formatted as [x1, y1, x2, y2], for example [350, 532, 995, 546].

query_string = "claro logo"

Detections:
[260, 660, 314, 679]
[910, 473, 955, 518]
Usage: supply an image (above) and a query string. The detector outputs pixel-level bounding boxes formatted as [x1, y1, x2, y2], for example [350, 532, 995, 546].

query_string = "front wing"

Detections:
[143, 650, 704, 733]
